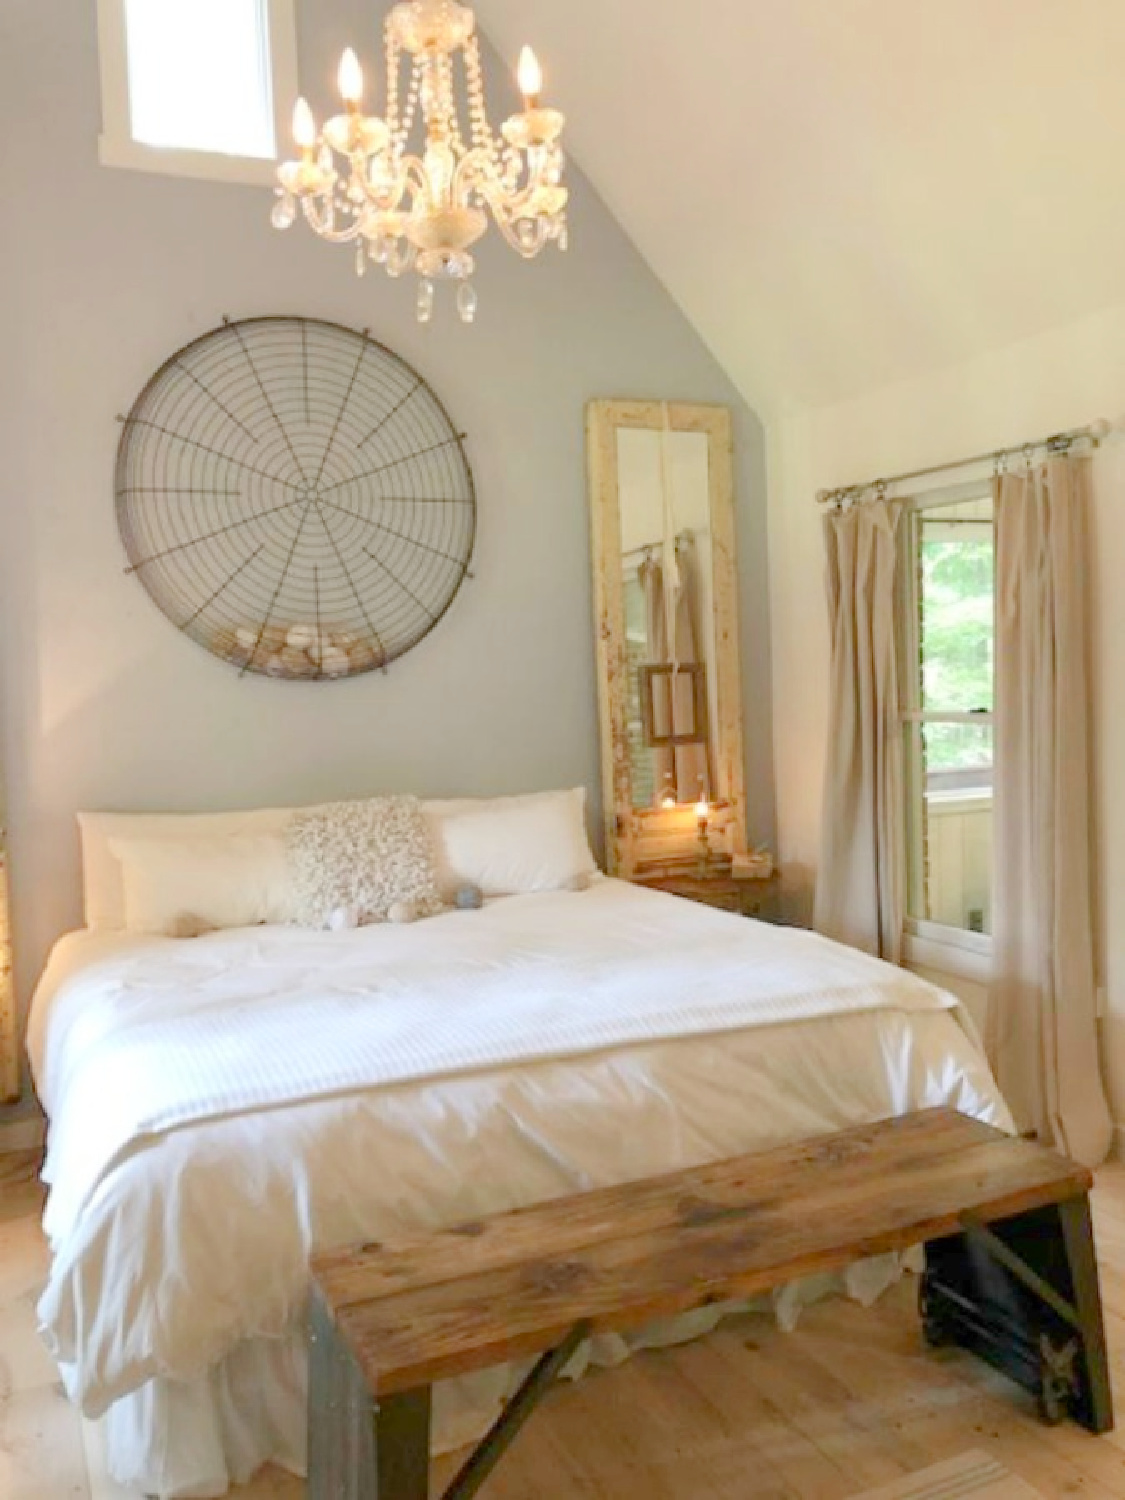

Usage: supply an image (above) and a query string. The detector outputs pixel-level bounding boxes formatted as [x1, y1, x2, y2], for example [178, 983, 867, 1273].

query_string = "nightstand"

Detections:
[635, 870, 782, 922]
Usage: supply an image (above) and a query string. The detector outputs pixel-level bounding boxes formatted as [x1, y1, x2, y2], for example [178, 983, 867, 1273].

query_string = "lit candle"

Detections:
[517, 45, 542, 109]
[292, 97, 317, 154]
[338, 47, 364, 111]
[661, 793, 677, 810]
[695, 797, 709, 825]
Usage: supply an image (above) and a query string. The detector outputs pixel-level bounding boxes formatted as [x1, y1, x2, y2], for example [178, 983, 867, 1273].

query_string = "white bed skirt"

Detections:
[103, 1253, 915, 1498]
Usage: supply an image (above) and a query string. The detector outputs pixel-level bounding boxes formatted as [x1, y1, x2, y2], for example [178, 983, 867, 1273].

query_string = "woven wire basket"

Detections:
[116, 316, 476, 679]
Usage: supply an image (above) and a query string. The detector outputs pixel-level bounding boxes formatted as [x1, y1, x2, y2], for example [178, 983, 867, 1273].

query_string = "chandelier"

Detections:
[271, 0, 568, 324]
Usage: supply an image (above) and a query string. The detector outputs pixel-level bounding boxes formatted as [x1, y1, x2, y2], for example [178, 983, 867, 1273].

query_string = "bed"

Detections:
[28, 826, 1011, 1499]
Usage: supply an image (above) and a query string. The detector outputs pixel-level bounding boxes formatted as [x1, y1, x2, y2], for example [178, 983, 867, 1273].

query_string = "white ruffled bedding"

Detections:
[28, 880, 1012, 1498]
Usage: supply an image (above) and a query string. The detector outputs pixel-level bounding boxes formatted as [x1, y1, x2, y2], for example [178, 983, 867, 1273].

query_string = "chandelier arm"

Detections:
[300, 196, 365, 245]
[397, 153, 432, 206]
[482, 197, 552, 258]
[451, 147, 502, 200]
[452, 151, 549, 256]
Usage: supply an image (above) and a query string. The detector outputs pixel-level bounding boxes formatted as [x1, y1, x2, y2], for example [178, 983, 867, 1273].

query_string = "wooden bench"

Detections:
[307, 1108, 1113, 1499]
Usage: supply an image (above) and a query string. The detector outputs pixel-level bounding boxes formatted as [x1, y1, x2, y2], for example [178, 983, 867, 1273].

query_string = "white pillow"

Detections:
[79, 806, 298, 930]
[108, 833, 297, 936]
[423, 788, 597, 899]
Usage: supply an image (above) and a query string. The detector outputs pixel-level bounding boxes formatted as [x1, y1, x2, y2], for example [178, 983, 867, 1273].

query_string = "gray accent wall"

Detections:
[0, 0, 773, 1115]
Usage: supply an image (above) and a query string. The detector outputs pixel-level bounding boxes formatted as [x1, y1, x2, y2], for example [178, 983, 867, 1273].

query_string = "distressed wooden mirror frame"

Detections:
[586, 399, 747, 878]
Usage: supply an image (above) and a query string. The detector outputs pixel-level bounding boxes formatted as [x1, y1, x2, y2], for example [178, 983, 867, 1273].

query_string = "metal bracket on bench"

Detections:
[934, 1204, 1111, 1431]
[959, 1212, 1082, 1330]
[439, 1320, 593, 1500]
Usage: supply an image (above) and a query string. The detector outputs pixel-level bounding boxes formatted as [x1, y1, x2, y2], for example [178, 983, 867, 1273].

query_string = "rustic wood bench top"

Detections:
[311, 1107, 1090, 1399]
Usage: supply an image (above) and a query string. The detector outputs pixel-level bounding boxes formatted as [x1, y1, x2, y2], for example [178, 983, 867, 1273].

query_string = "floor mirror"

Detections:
[587, 399, 747, 877]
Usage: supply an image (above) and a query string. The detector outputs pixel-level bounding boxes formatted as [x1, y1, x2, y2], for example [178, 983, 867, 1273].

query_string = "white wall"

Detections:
[768, 297, 1125, 1119]
[0, 0, 774, 1116]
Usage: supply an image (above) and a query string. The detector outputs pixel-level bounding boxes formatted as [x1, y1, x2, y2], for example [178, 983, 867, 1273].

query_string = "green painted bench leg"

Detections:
[374, 1389, 432, 1499]
[1057, 1194, 1113, 1434]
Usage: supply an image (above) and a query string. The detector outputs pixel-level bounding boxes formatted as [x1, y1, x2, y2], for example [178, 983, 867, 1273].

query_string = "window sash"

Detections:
[900, 487, 995, 950]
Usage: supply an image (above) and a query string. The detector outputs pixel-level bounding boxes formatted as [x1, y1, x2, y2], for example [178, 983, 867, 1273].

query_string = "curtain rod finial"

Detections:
[1088, 417, 1113, 442]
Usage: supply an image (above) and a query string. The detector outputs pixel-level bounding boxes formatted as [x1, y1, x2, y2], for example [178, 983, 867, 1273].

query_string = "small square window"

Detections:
[125, 0, 276, 158]
[97, 0, 297, 184]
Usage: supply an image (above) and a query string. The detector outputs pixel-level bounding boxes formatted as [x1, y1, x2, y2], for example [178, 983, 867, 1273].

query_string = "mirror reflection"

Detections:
[617, 427, 718, 811]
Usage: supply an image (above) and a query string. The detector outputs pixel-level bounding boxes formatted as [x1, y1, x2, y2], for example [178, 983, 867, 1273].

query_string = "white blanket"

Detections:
[28, 880, 1011, 1497]
[36, 879, 960, 1240]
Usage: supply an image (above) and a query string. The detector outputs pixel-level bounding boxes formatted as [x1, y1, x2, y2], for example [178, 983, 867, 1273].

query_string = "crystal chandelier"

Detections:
[271, 0, 568, 324]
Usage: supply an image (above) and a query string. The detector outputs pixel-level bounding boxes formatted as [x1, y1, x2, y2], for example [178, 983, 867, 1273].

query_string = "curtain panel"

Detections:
[0, 793, 15, 1102]
[813, 500, 905, 962]
[987, 455, 1112, 1166]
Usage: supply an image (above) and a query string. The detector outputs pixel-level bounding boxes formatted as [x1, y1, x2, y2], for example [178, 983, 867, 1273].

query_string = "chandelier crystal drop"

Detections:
[272, 0, 568, 323]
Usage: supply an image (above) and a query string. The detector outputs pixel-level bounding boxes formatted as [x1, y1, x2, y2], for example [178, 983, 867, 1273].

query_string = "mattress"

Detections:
[27, 879, 1012, 1497]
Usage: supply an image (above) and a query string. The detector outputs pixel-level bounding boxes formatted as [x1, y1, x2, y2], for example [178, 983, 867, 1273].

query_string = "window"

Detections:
[901, 489, 995, 960]
[96, 0, 298, 184]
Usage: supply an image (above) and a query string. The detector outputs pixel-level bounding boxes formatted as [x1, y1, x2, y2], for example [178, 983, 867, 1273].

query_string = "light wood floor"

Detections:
[6, 1150, 1125, 1498]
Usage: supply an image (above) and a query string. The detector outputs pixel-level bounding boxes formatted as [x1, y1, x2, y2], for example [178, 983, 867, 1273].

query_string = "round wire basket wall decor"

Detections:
[115, 316, 475, 680]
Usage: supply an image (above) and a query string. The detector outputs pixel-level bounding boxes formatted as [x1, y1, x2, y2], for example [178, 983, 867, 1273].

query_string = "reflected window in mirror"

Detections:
[617, 427, 716, 809]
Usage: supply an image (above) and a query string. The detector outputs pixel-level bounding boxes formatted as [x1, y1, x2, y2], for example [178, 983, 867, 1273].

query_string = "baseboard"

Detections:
[0, 1115, 45, 1154]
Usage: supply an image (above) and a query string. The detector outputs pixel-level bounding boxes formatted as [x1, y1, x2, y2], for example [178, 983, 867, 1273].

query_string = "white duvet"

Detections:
[28, 880, 1011, 1498]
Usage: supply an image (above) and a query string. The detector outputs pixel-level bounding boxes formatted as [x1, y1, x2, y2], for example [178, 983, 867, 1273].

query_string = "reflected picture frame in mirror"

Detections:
[586, 399, 747, 877]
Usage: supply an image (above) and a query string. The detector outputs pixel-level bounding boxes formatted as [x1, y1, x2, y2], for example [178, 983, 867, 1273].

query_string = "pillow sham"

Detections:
[108, 833, 297, 936]
[423, 787, 597, 899]
[286, 795, 442, 928]
[80, 806, 298, 931]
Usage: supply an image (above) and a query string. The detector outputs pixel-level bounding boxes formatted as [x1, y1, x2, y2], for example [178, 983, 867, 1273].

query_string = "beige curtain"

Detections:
[639, 549, 711, 803]
[987, 455, 1112, 1166]
[0, 793, 14, 1103]
[814, 500, 905, 961]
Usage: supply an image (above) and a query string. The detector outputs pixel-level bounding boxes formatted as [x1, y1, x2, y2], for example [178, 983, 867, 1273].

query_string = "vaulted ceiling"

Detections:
[478, 0, 1125, 411]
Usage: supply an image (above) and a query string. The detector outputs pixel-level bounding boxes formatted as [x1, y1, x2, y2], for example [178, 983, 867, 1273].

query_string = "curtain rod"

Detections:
[816, 418, 1113, 508]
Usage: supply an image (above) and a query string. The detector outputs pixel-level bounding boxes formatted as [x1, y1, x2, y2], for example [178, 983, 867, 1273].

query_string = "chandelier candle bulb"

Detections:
[517, 45, 542, 109]
[338, 48, 364, 109]
[292, 97, 317, 153]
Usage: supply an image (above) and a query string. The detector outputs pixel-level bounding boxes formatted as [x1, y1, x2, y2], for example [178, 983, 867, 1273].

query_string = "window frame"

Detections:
[95, 0, 299, 186]
[898, 479, 995, 977]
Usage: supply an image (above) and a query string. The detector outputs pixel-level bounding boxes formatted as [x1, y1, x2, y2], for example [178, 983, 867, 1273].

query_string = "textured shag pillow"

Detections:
[286, 795, 442, 928]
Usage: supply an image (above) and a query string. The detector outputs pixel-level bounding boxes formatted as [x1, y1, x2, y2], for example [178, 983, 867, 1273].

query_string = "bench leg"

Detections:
[441, 1321, 591, 1500]
[308, 1287, 432, 1499]
[374, 1389, 432, 1500]
[920, 1193, 1113, 1434]
[1056, 1195, 1113, 1433]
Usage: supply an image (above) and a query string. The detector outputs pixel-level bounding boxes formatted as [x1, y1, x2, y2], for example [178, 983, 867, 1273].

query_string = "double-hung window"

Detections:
[901, 486, 995, 975]
[96, 0, 298, 184]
